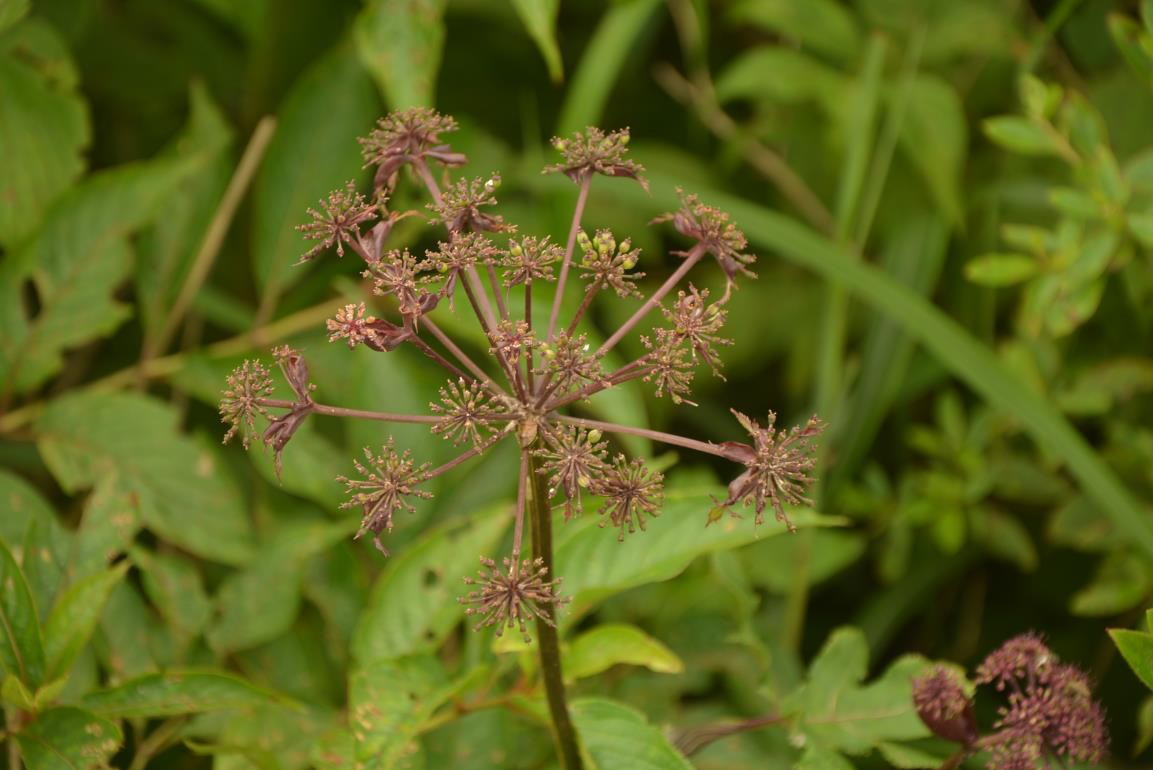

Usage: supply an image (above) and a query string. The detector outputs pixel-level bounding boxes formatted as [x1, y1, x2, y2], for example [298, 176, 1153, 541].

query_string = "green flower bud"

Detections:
[587, 429, 602, 443]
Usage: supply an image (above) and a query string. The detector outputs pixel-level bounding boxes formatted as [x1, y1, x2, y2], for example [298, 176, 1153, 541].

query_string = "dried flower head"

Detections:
[577, 228, 644, 298]
[432, 174, 510, 233]
[596, 455, 664, 540]
[655, 189, 756, 292]
[432, 378, 496, 447]
[297, 181, 377, 262]
[490, 320, 536, 364]
[641, 331, 696, 405]
[913, 666, 979, 745]
[359, 107, 466, 185]
[536, 426, 609, 519]
[422, 232, 500, 276]
[664, 285, 731, 374]
[502, 235, 560, 286]
[721, 411, 825, 531]
[339, 442, 433, 555]
[220, 360, 273, 449]
[460, 555, 568, 642]
[976, 632, 1054, 691]
[327, 302, 379, 349]
[545, 127, 646, 188]
[366, 248, 435, 322]
[536, 332, 606, 396]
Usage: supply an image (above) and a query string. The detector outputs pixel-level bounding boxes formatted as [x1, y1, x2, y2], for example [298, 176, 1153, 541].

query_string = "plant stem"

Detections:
[547, 176, 592, 342]
[128, 717, 185, 770]
[257, 399, 442, 424]
[4, 706, 19, 770]
[597, 243, 707, 358]
[525, 451, 582, 770]
[554, 415, 726, 459]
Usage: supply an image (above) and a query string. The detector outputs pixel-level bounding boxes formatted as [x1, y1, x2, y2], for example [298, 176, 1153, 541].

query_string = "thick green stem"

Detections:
[525, 452, 583, 770]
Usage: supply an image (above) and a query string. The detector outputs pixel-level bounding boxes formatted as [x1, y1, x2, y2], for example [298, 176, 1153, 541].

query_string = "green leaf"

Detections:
[352, 507, 508, 663]
[556, 485, 835, 617]
[983, 116, 1066, 157]
[0, 18, 89, 247]
[565, 624, 683, 681]
[714, 46, 845, 107]
[1109, 627, 1153, 691]
[897, 76, 966, 224]
[728, 0, 861, 64]
[350, 654, 475, 767]
[15, 706, 122, 770]
[557, 0, 663, 134]
[132, 548, 211, 640]
[0, 150, 209, 394]
[510, 0, 562, 82]
[1137, 695, 1153, 755]
[67, 478, 141, 581]
[1071, 551, 1151, 616]
[36, 392, 253, 564]
[965, 253, 1039, 287]
[0, 537, 45, 688]
[783, 627, 929, 755]
[797, 745, 856, 770]
[354, 0, 446, 108]
[742, 530, 866, 592]
[81, 671, 281, 718]
[0, 0, 30, 32]
[97, 582, 168, 679]
[43, 561, 128, 680]
[571, 697, 693, 770]
[0, 469, 57, 548]
[253, 44, 379, 299]
[208, 559, 302, 655]
[1129, 211, 1153, 248]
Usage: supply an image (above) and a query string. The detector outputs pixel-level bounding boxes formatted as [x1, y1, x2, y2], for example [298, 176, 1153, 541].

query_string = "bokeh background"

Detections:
[2, 0, 1153, 767]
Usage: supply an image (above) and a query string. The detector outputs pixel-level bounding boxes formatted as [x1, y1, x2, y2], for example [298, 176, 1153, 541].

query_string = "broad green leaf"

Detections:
[0, 538, 45, 688]
[248, 418, 348, 512]
[15, 706, 122, 770]
[979, 510, 1037, 571]
[186, 704, 338, 770]
[68, 478, 142, 580]
[715, 47, 845, 107]
[555, 484, 835, 617]
[510, 0, 562, 82]
[132, 548, 211, 640]
[783, 627, 929, 755]
[571, 697, 693, 770]
[1071, 551, 1151, 616]
[97, 582, 168, 679]
[797, 746, 856, 770]
[43, 561, 128, 680]
[82, 671, 281, 718]
[1, 673, 35, 710]
[1109, 13, 1153, 85]
[1110, 627, 1153, 691]
[1138, 695, 1153, 755]
[0, 0, 30, 32]
[983, 116, 1066, 157]
[0, 469, 57, 548]
[350, 654, 473, 767]
[253, 44, 378, 298]
[37, 392, 253, 564]
[18, 518, 66, 622]
[136, 82, 233, 339]
[742, 530, 866, 592]
[728, 0, 861, 64]
[0, 19, 89, 247]
[897, 75, 966, 224]
[208, 559, 303, 655]
[0, 151, 208, 394]
[565, 624, 683, 681]
[1129, 211, 1153, 248]
[965, 253, 1038, 286]
[878, 741, 945, 768]
[352, 508, 508, 663]
[354, 0, 446, 108]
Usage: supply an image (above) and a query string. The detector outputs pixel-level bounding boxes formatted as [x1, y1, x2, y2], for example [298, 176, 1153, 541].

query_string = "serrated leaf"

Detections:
[965, 253, 1038, 287]
[983, 116, 1065, 157]
[350, 654, 475, 768]
[1110, 628, 1153, 691]
[81, 671, 281, 718]
[36, 392, 253, 564]
[0, 537, 45, 688]
[0, 18, 89, 246]
[354, 0, 446, 108]
[253, 44, 378, 298]
[897, 75, 966, 224]
[555, 485, 835, 618]
[510, 0, 562, 82]
[15, 706, 122, 770]
[352, 508, 508, 663]
[784, 627, 929, 755]
[571, 697, 693, 770]
[43, 561, 128, 680]
[565, 624, 683, 681]
[0, 151, 208, 394]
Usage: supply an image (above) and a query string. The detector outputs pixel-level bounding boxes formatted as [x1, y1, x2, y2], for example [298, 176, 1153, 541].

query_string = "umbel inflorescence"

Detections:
[913, 633, 1108, 769]
[220, 108, 824, 641]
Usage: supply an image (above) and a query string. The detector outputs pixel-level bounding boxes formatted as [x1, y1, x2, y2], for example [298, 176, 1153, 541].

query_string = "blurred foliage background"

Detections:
[1, 0, 1153, 767]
